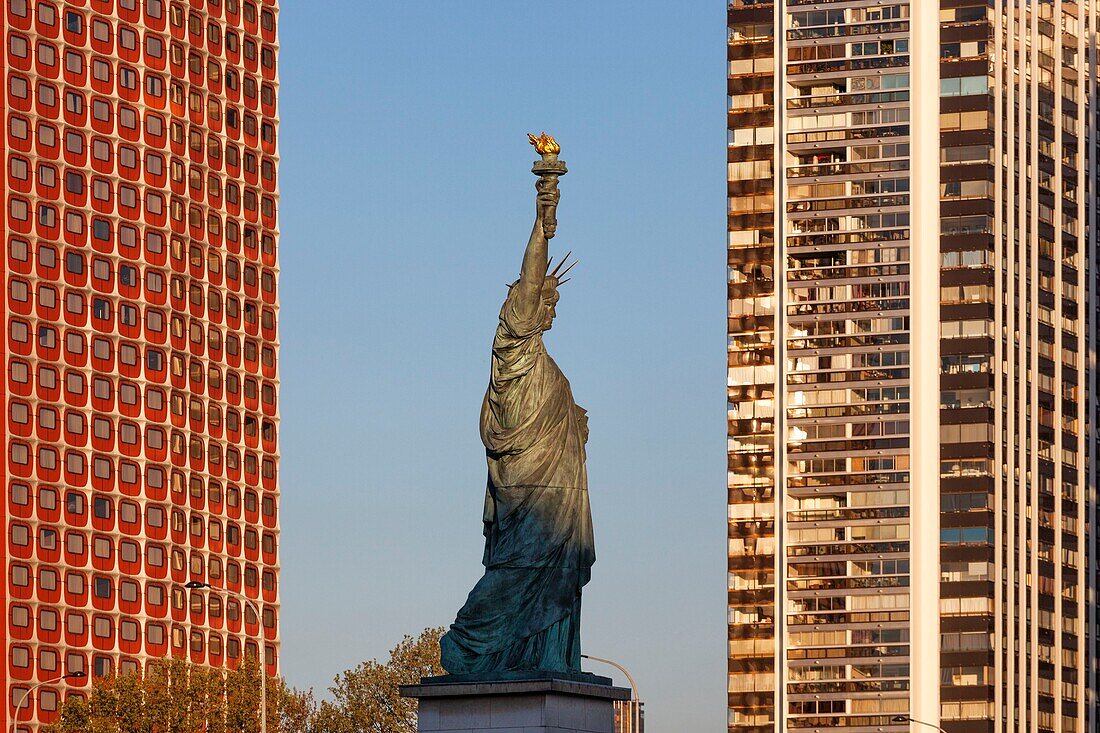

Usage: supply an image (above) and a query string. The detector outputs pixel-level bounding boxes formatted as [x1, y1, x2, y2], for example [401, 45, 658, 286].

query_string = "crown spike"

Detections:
[556, 259, 578, 279]
[558, 278, 571, 286]
[549, 252, 573, 278]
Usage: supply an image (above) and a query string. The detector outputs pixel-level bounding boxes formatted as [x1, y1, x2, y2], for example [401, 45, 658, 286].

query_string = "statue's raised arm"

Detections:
[511, 192, 555, 319]
[512, 133, 566, 321]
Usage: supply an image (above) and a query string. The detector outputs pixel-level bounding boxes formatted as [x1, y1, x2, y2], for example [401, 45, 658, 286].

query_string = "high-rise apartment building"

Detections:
[2, 0, 279, 728]
[728, 2, 1094, 732]
[613, 698, 645, 733]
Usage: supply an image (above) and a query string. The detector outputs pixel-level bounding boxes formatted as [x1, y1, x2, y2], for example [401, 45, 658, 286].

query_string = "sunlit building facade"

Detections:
[2, 0, 280, 728]
[728, 2, 1094, 732]
[613, 699, 644, 733]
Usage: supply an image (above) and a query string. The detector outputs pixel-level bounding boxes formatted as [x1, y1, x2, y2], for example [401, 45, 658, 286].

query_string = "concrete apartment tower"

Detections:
[1, 0, 280, 728]
[727, 2, 1094, 732]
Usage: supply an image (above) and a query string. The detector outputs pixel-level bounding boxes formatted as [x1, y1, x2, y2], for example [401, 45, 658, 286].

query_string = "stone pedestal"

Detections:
[400, 676, 631, 733]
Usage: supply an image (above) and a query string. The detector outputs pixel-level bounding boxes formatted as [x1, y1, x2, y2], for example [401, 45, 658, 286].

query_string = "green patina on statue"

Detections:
[439, 135, 595, 676]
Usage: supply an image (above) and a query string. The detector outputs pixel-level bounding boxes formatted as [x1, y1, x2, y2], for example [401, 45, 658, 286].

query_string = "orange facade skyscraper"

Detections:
[1, 0, 279, 728]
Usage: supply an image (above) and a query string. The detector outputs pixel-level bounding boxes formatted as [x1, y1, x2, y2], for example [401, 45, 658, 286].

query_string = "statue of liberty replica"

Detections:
[439, 134, 596, 676]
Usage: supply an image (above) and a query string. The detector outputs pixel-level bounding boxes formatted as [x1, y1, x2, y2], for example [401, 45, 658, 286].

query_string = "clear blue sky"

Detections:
[276, 2, 726, 729]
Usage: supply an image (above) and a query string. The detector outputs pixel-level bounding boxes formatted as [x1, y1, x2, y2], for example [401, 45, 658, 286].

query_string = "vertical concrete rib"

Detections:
[772, 2, 786, 731]
[910, 1, 941, 728]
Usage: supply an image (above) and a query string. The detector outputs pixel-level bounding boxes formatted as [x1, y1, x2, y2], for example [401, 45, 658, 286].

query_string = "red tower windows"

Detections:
[4, 2, 280, 717]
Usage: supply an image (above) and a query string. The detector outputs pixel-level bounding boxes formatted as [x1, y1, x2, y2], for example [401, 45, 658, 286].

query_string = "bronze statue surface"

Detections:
[439, 136, 595, 676]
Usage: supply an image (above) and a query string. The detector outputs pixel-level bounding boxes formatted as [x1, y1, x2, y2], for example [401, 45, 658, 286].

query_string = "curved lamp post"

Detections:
[893, 715, 947, 733]
[581, 654, 641, 731]
[185, 581, 266, 733]
[11, 671, 87, 733]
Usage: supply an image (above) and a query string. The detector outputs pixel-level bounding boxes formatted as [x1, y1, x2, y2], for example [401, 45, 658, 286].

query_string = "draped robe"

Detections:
[439, 286, 595, 674]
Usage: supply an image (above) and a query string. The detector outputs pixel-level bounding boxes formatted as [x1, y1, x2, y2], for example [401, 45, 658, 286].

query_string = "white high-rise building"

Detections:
[727, 3, 1095, 732]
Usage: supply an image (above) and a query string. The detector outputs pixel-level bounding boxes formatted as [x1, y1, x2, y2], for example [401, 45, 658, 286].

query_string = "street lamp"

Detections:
[185, 581, 266, 733]
[581, 654, 642, 732]
[893, 715, 947, 733]
[11, 671, 87, 733]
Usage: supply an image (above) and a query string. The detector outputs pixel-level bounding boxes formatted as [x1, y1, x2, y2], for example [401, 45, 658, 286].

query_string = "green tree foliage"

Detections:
[47, 628, 444, 733]
[48, 658, 312, 733]
[312, 627, 445, 733]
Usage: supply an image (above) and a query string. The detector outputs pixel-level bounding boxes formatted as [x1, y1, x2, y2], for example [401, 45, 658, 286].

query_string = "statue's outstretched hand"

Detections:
[537, 189, 560, 211]
[536, 185, 560, 239]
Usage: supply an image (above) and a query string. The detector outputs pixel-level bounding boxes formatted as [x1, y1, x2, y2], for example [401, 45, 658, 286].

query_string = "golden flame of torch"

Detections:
[527, 132, 561, 156]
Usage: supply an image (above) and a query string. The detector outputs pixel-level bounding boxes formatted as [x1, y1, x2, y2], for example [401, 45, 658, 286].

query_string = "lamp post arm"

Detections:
[581, 655, 641, 732]
[580, 654, 639, 701]
[12, 678, 61, 733]
[218, 586, 261, 622]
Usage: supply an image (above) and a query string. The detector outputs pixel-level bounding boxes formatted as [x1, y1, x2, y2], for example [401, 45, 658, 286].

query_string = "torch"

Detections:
[528, 132, 566, 239]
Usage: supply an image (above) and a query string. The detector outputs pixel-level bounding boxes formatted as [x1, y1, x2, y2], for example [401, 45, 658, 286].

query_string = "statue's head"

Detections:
[540, 277, 561, 330]
[506, 254, 576, 332]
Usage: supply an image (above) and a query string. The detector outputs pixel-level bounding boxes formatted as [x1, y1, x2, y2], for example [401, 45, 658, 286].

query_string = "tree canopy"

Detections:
[312, 627, 445, 733]
[47, 657, 306, 733]
[47, 628, 444, 733]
